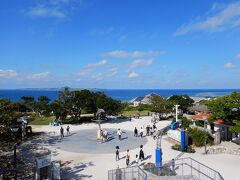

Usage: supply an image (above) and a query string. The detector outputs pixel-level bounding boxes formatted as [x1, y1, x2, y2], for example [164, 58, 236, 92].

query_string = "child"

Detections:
[126, 149, 130, 166]
[135, 154, 139, 165]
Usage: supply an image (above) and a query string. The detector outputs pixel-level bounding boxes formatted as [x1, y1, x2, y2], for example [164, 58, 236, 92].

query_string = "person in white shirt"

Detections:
[135, 154, 139, 165]
[104, 130, 108, 142]
[117, 128, 122, 140]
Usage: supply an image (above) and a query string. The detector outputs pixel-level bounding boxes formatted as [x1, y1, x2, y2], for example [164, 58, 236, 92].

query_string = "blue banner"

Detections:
[155, 148, 162, 167]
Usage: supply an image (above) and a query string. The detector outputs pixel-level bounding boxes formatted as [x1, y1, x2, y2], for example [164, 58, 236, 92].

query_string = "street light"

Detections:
[174, 105, 180, 122]
[11, 125, 19, 180]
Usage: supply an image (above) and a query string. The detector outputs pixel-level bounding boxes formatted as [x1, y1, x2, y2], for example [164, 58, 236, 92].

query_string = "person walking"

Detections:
[60, 126, 64, 139]
[146, 125, 150, 136]
[140, 127, 144, 138]
[116, 146, 120, 161]
[171, 158, 175, 171]
[104, 130, 108, 142]
[134, 127, 138, 137]
[135, 154, 139, 165]
[66, 125, 70, 135]
[126, 149, 130, 166]
[117, 128, 122, 140]
[100, 130, 104, 143]
[139, 146, 145, 161]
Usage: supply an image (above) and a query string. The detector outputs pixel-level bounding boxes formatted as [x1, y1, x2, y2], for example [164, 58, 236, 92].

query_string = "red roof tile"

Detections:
[214, 119, 224, 124]
[191, 113, 211, 120]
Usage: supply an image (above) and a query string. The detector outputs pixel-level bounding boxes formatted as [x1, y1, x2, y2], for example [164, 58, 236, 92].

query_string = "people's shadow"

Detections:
[105, 136, 115, 142]
[66, 132, 77, 137]
[121, 137, 128, 141]
[120, 156, 126, 160]
[139, 162, 146, 166]
[144, 155, 152, 160]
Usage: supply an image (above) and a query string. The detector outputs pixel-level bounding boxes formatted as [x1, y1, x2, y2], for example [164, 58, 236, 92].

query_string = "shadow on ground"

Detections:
[58, 160, 94, 179]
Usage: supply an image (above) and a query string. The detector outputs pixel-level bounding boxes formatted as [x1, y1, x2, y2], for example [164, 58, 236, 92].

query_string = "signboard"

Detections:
[36, 154, 52, 169]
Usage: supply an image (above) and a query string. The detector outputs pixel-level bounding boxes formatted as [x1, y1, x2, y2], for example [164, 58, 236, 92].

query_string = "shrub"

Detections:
[181, 116, 193, 129]
[188, 128, 213, 147]
[171, 144, 195, 153]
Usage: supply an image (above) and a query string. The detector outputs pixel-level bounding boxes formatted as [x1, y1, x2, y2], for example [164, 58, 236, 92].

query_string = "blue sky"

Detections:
[1, 0, 240, 89]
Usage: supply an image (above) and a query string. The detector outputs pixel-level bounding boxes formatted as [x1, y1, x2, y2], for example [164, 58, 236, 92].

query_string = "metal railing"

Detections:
[144, 157, 224, 180]
[108, 165, 147, 180]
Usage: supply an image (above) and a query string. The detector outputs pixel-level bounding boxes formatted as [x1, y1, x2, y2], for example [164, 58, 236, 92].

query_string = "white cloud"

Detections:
[236, 53, 240, 59]
[0, 69, 18, 78]
[26, 5, 66, 18]
[78, 68, 94, 76]
[129, 59, 154, 68]
[106, 68, 118, 77]
[86, 60, 108, 68]
[76, 78, 81, 82]
[91, 73, 104, 81]
[128, 72, 139, 78]
[175, 2, 240, 35]
[224, 62, 235, 69]
[24, 0, 80, 19]
[102, 50, 163, 58]
[77, 60, 108, 77]
[27, 72, 51, 80]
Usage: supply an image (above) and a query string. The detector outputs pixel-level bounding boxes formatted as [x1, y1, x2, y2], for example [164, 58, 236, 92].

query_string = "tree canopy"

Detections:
[167, 95, 194, 113]
[207, 91, 240, 133]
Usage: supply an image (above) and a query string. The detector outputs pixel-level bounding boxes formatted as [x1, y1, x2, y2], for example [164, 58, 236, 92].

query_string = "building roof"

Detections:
[214, 119, 224, 124]
[191, 113, 211, 120]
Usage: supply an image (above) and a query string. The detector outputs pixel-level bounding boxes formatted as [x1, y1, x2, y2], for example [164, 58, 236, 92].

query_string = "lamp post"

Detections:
[11, 125, 19, 180]
[174, 105, 180, 122]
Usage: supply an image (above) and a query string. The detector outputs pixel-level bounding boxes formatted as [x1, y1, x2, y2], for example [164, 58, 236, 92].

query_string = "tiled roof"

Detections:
[191, 113, 211, 120]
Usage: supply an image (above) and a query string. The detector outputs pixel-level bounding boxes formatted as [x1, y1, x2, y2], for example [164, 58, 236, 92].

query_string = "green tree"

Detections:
[167, 95, 194, 113]
[0, 99, 21, 141]
[21, 96, 34, 103]
[150, 96, 167, 114]
[35, 96, 51, 116]
[20, 96, 35, 112]
[207, 91, 240, 133]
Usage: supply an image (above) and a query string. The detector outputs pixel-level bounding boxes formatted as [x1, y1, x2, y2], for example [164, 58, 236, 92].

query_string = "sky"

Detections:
[0, 0, 240, 89]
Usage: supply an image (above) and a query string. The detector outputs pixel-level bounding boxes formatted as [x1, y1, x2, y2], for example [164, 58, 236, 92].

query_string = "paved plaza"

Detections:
[33, 116, 240, 180]
[54, 128, 148, 154]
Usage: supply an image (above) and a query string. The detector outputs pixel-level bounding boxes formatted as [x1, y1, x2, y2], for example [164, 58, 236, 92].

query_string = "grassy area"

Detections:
[29, 111, 151, 125]
[120, 110, 150, 117]
[29, 117, 53, 125]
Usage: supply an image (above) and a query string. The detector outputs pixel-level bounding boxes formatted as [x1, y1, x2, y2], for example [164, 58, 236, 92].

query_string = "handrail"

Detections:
[163, 157, 223, 178]
[108, 165, 147, 180]
[145, 157, 224, 180]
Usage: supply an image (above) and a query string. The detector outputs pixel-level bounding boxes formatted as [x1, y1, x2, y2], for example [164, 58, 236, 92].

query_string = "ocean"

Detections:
[0, 89, 239, 102]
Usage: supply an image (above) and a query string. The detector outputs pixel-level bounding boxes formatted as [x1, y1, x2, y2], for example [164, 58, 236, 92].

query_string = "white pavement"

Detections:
[33, 116, 240, 180]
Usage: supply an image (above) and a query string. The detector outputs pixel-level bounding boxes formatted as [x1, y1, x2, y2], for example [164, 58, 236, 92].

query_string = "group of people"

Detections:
[133, 123, 157, 138]
[115, 145, 145, 167]
[100, 129, 108, 142]
[60, 125, 70, 138]
[134, 127, 144, 137]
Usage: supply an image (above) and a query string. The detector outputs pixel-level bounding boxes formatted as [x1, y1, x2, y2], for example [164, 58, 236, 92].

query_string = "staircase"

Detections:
[108, 157, 224, 180]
